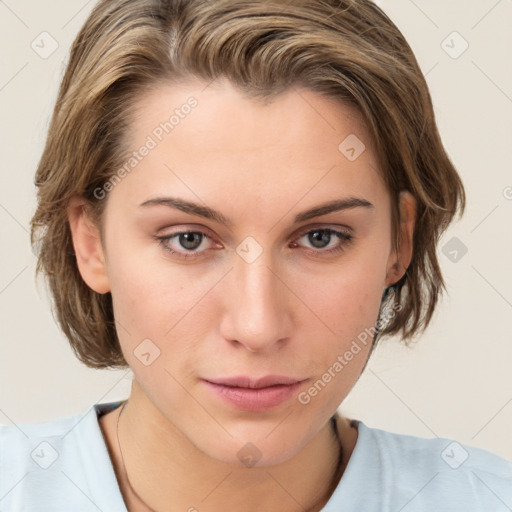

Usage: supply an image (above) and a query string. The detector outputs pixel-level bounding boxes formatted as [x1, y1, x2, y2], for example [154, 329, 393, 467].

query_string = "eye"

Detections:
[155, 230, 218, 259]
[155, 225, 353, 260]
[290, 227, 353, 256]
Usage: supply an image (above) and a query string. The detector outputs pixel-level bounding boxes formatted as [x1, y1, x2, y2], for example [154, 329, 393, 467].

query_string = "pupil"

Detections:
[180, 232, 201, 250]
[310, 230, 330, 248]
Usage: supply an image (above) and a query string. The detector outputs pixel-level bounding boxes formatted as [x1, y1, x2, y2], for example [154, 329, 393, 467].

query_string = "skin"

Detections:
[67, 78, 416, 511]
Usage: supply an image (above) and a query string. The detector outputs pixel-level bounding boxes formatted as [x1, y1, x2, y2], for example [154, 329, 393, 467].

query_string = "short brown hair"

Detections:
[30, 0, 465, 369]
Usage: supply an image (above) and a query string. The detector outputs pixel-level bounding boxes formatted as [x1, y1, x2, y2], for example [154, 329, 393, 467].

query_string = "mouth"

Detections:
[202, 375, 307, 412]
[204, 375, 304, 389]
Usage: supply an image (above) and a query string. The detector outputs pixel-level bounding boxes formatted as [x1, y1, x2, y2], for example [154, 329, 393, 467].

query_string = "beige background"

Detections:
[0, 0, 511, 461]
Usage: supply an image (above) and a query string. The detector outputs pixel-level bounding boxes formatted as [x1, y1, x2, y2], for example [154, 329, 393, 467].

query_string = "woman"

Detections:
[1, 0, 511, 510]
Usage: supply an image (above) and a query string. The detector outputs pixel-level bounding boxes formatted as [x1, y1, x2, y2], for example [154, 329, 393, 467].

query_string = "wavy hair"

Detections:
[30, 0, 465, 368]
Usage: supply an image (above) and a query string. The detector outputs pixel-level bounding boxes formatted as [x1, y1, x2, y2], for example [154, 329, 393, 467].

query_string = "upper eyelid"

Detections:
[158, 222, 353, 236]
[294, 223, 353, 236]
[159, 224, 353, 250]
[158, 221, 353, 237]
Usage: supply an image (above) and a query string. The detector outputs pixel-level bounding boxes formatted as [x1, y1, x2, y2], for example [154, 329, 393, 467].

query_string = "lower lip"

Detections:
[203, 380, 303, 412]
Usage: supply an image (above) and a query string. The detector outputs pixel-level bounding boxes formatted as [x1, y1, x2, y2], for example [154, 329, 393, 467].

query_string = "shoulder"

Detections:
[0, 401, 127, 511]
[360, 421, 512, 509]
[327, 418, 512, 511]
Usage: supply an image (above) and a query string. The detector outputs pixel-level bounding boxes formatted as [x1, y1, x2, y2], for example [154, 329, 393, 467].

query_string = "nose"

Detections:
[219, 250, 293, 353]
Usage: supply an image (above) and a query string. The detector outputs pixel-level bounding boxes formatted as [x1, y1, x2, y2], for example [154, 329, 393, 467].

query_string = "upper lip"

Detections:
[204, 375, 305, 389]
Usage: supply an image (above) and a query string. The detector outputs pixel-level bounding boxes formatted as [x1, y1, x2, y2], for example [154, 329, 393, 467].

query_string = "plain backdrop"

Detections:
[0, 0, 511, 461]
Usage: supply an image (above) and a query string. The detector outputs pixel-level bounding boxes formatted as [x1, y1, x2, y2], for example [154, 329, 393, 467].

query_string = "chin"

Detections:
[194, 426, 309, 468]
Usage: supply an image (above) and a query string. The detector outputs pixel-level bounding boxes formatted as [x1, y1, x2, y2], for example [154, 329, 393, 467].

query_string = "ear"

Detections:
[385, 190, 417, 287]
[67, 196, 111, 294]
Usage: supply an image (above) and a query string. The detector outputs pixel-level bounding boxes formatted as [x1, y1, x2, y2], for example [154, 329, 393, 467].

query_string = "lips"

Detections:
[204, 375, 303, 389]
[202, 375, 307, 412]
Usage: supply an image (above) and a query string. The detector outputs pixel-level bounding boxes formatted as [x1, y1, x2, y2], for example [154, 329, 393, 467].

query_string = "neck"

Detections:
[103, 383, 356, 512]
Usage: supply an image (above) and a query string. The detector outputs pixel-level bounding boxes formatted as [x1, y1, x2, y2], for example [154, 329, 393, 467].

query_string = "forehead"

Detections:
[128, 78, 375, 155]
[109, 78, 387, 211]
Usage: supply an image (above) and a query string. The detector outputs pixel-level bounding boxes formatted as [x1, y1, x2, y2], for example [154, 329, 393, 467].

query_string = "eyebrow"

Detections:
[139, 196, 374, 226]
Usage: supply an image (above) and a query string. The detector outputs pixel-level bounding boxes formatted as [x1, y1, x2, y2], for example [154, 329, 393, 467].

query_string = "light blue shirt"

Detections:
[1, 400, 511, 511]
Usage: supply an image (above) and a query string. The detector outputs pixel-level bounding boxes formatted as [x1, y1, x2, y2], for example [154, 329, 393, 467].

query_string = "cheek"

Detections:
[293, 254, 386, 340]
[105, 247, 204, 399]
[287, 246, 387, 403]
[105, 226, 209, 332]
[293, 269, 383, 412]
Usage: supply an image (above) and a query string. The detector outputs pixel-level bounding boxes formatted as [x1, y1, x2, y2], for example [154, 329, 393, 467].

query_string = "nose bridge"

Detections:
[220, 244, 291, 351]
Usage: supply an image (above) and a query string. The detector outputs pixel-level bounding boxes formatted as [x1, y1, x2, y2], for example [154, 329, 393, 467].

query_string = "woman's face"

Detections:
[77, 78, 414, 465]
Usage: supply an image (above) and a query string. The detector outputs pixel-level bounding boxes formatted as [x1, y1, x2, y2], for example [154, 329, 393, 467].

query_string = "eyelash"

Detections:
[155, 226, 353, 260]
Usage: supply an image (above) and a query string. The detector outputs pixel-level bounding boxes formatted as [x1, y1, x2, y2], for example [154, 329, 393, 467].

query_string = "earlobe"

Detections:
[67, 196, 110, 294]
[385, 191, 417, 287]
